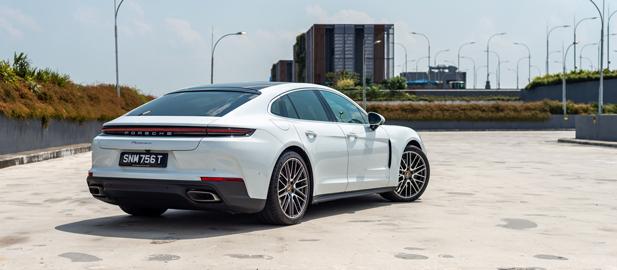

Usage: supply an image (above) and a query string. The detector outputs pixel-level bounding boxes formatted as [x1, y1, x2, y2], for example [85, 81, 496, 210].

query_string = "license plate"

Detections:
[119, 152, 168, 168]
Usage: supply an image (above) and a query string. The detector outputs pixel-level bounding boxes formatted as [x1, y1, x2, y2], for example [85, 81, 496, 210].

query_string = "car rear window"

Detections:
[128, 91, 257, 117]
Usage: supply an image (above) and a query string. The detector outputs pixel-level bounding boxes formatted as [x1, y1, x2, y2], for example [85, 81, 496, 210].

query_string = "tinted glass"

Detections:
[286, 90, 331, 122]
[128, 91, 256, 117]
[271, 95, 299, 118]
[320, 91, 367, 124]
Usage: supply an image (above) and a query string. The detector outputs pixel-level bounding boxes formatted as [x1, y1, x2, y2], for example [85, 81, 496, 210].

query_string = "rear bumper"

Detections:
[86, 176, 266, 214]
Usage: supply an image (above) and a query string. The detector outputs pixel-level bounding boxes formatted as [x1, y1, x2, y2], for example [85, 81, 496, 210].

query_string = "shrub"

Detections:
[383, 76, 408, 90]
[327, 71, 359, 89]
[12, 52, 36, 79]
[0, 60, 18, 83]
[335, 78, 356, 90]
[35, 68, 71, 87]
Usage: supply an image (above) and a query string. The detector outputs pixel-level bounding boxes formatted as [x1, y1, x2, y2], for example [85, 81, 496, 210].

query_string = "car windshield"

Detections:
[128, 91, 257, 117]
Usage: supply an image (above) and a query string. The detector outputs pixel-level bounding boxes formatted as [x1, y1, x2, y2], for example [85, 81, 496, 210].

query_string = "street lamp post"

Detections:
[486, 32, 506, 89]
[395, 43, 408, 73]
[211, 31, 246, 84]
[363, 40, 382, 109]
[546, 25, 571, 75]
[415, 56, 429, 73]
[487, 50, 503, 89]
[562, 42, 578, 118]
[513, 42, 532, 83]
[412, 32, 431, 80]
[580, 43, 598, 70]
[589, 0, 605, 114]
[434, 49, 450, 66]
[113, 0, 126, 98]
[516, 56, 528, 89]
[457, 41, 475, 70]
[461, 56, 476, 89]
[608, 10, 617, 69]
[574, 17, 598, 70]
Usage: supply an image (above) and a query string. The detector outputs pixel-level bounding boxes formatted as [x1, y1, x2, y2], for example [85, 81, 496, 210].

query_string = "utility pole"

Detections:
[113, 0, 126, 98]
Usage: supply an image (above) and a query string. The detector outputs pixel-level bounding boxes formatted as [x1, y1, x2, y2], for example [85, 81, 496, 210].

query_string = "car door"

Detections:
[318, 90, 390, 191]
[284, 90, 349, 195]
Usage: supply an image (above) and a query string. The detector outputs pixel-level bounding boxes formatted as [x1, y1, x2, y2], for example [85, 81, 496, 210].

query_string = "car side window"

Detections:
[319, 91, 368, 124]
[286, 90, 331, 122]
[271, 95, 299, 119]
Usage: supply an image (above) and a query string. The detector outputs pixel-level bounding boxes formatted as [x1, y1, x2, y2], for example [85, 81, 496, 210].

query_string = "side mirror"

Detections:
[368, 112, 385, 130]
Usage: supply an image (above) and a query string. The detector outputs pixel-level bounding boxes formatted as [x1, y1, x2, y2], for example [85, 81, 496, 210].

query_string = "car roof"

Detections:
[171, 82, 287, 94]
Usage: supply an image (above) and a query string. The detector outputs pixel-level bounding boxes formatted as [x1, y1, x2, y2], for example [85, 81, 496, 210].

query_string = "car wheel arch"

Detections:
[270, 144, 315, 203]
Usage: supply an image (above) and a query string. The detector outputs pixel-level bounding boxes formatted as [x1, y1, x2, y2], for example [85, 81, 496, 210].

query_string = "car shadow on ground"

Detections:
[55, 195, 394, 240]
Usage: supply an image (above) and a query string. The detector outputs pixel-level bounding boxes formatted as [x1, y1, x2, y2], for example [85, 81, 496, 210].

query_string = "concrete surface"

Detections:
[1, 131, 616, 269]
[0, 143, 91, 169]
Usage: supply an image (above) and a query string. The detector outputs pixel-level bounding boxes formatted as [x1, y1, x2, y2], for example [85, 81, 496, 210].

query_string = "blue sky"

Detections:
[0, 0, 607, 95]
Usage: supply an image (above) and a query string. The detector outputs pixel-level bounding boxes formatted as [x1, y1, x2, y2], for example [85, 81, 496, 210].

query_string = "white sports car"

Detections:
[87, 82, 430, 225]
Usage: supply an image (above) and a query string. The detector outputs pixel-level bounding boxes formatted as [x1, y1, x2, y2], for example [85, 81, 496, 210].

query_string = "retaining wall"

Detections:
[575, 115, 617, 142]
[521, 79, 617, 103]
[389, 115, 574, 131]
[0, 115, 103, 155]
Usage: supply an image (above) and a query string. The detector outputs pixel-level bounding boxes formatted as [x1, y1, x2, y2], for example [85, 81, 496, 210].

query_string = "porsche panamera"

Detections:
[87, 82, 430, 225]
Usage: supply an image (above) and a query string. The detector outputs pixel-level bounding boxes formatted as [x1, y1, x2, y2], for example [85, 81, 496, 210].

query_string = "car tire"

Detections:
[258, 151, 312, 225]
[119, 204, 167, 217]
[381, 145, 430, 202]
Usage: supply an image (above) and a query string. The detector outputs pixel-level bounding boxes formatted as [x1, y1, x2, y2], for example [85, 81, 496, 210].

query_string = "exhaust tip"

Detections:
[187, 190, 221, 203]
[89, 185, 104, 197]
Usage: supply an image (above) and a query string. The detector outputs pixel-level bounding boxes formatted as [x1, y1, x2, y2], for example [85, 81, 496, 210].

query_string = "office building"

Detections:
[293, 24, 395, 85]
[270, 60, 293, 82]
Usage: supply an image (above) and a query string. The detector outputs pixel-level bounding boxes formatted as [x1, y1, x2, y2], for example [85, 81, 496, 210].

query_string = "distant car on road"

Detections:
[87, 82, 430, 225]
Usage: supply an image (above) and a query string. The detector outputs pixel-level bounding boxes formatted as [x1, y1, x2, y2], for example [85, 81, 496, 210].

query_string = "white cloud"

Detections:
[165, 18, 205, 45]
[305, 4, 376, 24]
[0, 6, 39, 39]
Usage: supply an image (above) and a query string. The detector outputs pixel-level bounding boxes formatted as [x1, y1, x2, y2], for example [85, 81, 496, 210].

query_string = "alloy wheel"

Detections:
[396, 150, 427, 198]
[277, 157, 309, 219]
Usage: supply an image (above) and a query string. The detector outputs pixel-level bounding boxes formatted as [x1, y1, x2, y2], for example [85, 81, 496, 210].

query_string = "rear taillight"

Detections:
[102, 126, 255, 137]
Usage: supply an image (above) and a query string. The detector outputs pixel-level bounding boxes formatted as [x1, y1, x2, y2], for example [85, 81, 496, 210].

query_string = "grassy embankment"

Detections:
[0, 53, 152, 124]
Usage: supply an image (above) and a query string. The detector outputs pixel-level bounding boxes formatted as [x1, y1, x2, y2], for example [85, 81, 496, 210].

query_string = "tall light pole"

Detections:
[363, 40, 382, 109]
[582, 56, 595, 69]
[580, 43, 598, 70]
[562, 42, 578, 118]
[457, 41, 475, 70]
[211, 31, 246, 84]
[395, 43, 408, 73]
[513, 42, 531, 83]
[415, 56, 429, 73]
[486, 32, 506, 89]
[516, 56, 528, 89]
[546, 25, 570, 75]
[461, 56, 476, 89]
[434, 49, 450, 66]
[589, 0, 605, 114]
[411, 32, 431, 80]
[574, 16, 598, 70]
[608, 10, 617, 69]
[487, 50, 503, 89]
[113, 0, 126, 98]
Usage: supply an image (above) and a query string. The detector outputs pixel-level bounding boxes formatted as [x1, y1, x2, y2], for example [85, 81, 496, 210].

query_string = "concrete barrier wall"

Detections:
[389, 115, 574, 131]
[575, 115, 617, 142]
[521, 79, 617, 103]
[0, 115, 103, 155]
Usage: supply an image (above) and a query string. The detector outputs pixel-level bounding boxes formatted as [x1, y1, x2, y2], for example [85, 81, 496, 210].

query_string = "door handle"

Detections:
[305, 131, 317, 139]
[347, 133, 358, 140]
